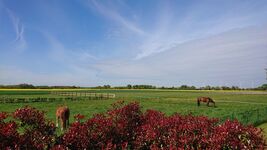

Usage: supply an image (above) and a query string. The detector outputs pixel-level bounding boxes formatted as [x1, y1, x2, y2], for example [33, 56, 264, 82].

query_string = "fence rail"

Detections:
[0, 97, 63, 103]
[0, 92, 116, 103]
[50, 92, 116, 99]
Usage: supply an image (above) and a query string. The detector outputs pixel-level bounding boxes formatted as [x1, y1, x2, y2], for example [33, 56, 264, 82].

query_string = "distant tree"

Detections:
[127, 84, 132, 89]
[213, 86, 221, 90]
[113, 86, 127, 89]
[178, 85, 197, 90]
[103, 85, 111, 89]
[221, 86, 231, 90]
[18, 84, 36, 89]
[257, 84, 267, 90]
[36, 86, 50, 89]
[132, 85, 156, 89]
[204, 85, 211, 90]
[179, 85, 189, 90]
[190, 86, 196, 90]
[231, 86, 240, 90]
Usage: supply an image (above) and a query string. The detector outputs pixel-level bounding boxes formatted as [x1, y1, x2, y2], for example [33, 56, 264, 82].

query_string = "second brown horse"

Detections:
[197, 97, 215, 107]
[56, 106, 70, 131]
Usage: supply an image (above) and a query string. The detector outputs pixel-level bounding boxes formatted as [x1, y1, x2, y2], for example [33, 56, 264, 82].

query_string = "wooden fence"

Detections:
[0, 97, 62, 103]
[50, 92, 116, 99]
[0, 92, 115, 103]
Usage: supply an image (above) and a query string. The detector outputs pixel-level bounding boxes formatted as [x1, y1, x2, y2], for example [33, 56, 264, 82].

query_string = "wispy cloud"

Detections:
[82, 0, 267, 63]
[136, 1, 267, 59]
[87, 0, 145, 35]
[1, 0, 266, 87]
[91, 25, 267, 87]
[6, 7, 26, 52]
[85, 0, 177, 59]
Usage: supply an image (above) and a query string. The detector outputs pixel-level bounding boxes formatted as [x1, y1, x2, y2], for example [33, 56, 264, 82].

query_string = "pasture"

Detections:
[0, 89, 267, 126]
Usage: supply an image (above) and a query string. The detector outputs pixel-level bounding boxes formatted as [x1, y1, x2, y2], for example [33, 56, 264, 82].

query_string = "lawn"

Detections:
[1, 89, 267, 125]
[257, 123, 267, 140]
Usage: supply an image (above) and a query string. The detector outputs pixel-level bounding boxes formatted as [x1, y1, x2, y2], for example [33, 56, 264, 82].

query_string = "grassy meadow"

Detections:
[1, 89, 267, 125]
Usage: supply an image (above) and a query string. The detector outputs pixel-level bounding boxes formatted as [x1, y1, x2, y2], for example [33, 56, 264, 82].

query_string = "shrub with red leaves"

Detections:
[134, 110, 219, 149]
[0, 106, 56, 150]
[13, 106, 56, 149]
[0, 102, 265, 149]
[0, 112, 20, 149]
[211, 119, 265, 149]
[0, 112, 8, 121]
[60, 101, 265, 149]
[74, 114, 85, 122]
[61, 102, 142, 149]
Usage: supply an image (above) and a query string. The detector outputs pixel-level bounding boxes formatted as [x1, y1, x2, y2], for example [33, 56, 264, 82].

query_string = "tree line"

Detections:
[93, 84, 267, 90]
[0, 84, 80, 89]
[0, 83, 266, 90]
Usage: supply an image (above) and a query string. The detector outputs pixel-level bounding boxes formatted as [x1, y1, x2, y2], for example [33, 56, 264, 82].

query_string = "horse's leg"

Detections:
[56, 115, 59, 128]
[197, 100, 200, 106]
[66, 109, 70, 128]
[60, 118, 64, 131]
[67, 118, 69, 127]
[207, 101, 209, 106]
[62, 117, 67, 130]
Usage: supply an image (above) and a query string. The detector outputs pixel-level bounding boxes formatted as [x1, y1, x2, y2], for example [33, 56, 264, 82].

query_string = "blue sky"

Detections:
[0, 0, 267, 87]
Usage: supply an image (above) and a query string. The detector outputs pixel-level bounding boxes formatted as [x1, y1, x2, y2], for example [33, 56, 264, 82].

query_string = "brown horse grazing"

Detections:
[56, 106, 70, 131]
[197, 97, 216, 107]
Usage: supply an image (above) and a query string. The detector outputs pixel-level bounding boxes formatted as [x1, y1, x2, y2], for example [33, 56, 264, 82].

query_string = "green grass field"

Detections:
[1, 89, 267, 126]
[257, 122, 267, 139]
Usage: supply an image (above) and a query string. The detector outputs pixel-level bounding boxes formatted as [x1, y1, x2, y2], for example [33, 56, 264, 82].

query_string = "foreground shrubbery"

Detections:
[0, 106, 56, 149]
[0, 101, 265, 149]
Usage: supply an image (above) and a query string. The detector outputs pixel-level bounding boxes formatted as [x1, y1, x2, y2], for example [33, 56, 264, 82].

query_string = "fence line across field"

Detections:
[0, 92, 116, 103]
[50, 92, 116, 99]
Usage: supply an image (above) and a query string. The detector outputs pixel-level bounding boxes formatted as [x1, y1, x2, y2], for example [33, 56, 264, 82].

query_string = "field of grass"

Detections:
[257, 122, 267, 139]
[1, 89, 267, 125]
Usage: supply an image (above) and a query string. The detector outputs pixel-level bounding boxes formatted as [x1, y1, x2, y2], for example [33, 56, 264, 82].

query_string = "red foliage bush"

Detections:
[211, 120, 265, 149]
[74, 114, 85, 122]
[0, 102, 265, 149]
[0, 112, 20, 149]
[60, 101, 265, 149]
[133, 110, 220, 149]
[61, 101, 142, 149]
[0, 106, 56, 150]
[13, 106, 56, 149]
